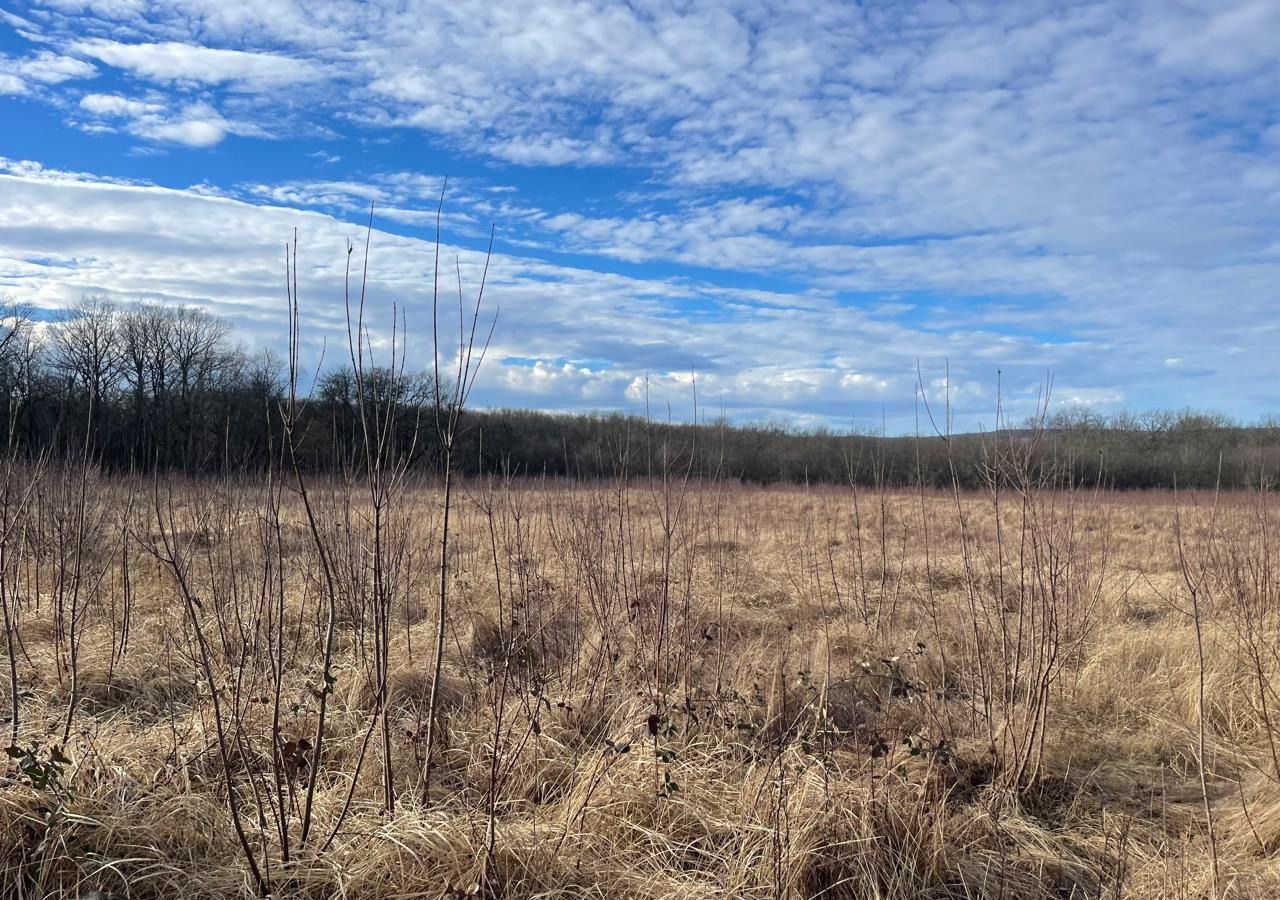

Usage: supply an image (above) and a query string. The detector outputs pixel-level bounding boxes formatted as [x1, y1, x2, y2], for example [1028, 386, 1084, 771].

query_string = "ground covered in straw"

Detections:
[3, 475, 1280, 898]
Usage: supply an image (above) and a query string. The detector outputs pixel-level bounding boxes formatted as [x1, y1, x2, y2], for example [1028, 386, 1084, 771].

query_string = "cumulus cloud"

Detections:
[502, 360, 626, 401]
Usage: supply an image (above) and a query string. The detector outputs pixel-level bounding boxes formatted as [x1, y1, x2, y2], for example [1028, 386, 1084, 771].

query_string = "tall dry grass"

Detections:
[4, 465, 1280, 898]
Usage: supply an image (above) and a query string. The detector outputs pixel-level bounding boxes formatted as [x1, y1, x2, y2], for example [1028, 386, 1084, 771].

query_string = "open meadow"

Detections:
[2, 0, 1277, 896]
[4, 467, 1280, 899]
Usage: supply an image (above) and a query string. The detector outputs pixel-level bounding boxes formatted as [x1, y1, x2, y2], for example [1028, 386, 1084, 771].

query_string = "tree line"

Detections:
[2, 296, 1279, 489]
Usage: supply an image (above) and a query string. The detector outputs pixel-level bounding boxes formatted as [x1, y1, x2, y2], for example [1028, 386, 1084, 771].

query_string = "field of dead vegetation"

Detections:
[3, 470, 1280, 899]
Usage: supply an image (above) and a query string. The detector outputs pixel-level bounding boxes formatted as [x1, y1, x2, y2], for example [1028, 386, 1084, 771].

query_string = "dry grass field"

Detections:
[4, 467, 1280, 898]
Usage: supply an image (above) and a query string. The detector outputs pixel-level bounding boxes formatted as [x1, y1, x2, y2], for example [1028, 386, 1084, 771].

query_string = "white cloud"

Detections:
[139, 114, 227, 147]
[72, 39, 323, 90]
[1139, 1, 1280, 76]
[0, 50, 96, 93]
[14, 50, 96, 83]
[1050, 388, 1125, 410]
[76, 93, 247, 147]
[237, 174, 464, 225]
[502, 361, 625, 401]
[79, 92, 163, 117]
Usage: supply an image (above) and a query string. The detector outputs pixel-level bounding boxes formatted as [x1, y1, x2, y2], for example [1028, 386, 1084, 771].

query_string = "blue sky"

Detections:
[0, 0, 1278, 431]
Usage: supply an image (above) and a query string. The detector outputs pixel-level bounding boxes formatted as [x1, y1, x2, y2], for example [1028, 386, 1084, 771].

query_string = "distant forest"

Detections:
[3, 296, 1280, 490]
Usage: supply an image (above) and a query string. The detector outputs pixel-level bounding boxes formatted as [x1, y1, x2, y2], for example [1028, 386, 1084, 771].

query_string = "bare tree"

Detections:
[166, 306, 236, 467]
[119, 304, 167, 465]
[0, 298, 27, 362]
[0, 302, 40, 449]
[50, 295, 123, 408]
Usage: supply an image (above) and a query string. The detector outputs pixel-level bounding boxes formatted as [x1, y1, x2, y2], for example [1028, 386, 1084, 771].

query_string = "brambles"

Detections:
[4, 742, 71, 794]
